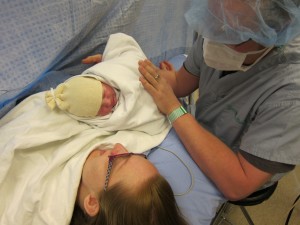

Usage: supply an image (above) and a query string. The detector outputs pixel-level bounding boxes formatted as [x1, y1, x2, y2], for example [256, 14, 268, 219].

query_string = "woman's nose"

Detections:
[112, 143, 128, 154]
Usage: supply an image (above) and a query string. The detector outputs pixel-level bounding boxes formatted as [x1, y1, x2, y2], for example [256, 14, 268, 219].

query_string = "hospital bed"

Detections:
[0, 1, 226, 224]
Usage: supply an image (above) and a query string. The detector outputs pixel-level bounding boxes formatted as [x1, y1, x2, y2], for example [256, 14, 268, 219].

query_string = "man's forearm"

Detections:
[171, 113, 272, 200]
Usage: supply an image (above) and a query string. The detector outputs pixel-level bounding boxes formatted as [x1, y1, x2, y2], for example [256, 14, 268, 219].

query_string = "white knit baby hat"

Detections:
[45, 76, 103, 117]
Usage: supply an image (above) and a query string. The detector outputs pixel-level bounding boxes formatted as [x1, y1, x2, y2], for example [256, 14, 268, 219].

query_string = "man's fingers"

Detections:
[82, 54, 102, 64]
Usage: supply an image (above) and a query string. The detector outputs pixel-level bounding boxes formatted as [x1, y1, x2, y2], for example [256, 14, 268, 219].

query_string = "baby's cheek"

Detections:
[97, 105, 111, 116]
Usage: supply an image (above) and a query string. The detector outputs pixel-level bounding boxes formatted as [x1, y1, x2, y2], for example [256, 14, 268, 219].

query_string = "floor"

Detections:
[213, 166, 300, 225]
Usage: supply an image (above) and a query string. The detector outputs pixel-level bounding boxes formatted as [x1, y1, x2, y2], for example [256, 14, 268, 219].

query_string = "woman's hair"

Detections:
[71, 174, 189, 225]
[96, 174, 188, 225]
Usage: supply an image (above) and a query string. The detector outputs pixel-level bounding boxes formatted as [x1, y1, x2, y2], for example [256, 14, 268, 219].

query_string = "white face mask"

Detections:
[203, 38, 273, 71]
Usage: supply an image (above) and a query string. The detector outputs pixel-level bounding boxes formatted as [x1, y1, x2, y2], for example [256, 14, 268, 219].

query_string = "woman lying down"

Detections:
[0, 33, 188, 225]
[73, 143, 189, 225]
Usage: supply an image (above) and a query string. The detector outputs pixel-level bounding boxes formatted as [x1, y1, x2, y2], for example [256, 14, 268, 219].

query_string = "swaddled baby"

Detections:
[44, 33, 170, 134]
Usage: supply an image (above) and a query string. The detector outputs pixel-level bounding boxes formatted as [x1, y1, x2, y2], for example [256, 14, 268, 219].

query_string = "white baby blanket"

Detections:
[0, 33, 171, 225]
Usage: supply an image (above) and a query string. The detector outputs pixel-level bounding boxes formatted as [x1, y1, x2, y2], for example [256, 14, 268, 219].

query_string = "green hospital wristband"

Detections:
[167, 106, 187, 124]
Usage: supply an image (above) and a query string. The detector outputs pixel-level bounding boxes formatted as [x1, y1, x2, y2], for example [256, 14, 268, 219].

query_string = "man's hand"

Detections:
[138, 59, 181, 115]
[81, 54, 102, 64]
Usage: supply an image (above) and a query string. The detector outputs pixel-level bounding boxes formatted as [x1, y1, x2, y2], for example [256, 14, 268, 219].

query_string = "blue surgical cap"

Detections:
[185, 0, 300, 46]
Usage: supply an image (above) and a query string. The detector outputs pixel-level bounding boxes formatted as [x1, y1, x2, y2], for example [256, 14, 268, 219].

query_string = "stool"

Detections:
[211, 182, 278, 225]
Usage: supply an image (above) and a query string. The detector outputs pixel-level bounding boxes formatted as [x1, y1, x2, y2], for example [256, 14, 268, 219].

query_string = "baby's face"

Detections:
[97, 83, 117, 116]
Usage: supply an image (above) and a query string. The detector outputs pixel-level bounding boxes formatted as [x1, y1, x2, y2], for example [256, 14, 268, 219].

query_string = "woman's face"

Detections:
[81, 143, 158, 194]
[97, 83, 118, 116]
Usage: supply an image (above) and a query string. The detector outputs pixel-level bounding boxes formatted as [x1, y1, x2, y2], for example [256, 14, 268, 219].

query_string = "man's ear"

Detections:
[83, 193, 100, 217]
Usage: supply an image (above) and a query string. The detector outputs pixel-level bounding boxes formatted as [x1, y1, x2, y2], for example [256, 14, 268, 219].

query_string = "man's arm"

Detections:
[172, 114, 272, 200]
[138, 59, 273, 200]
